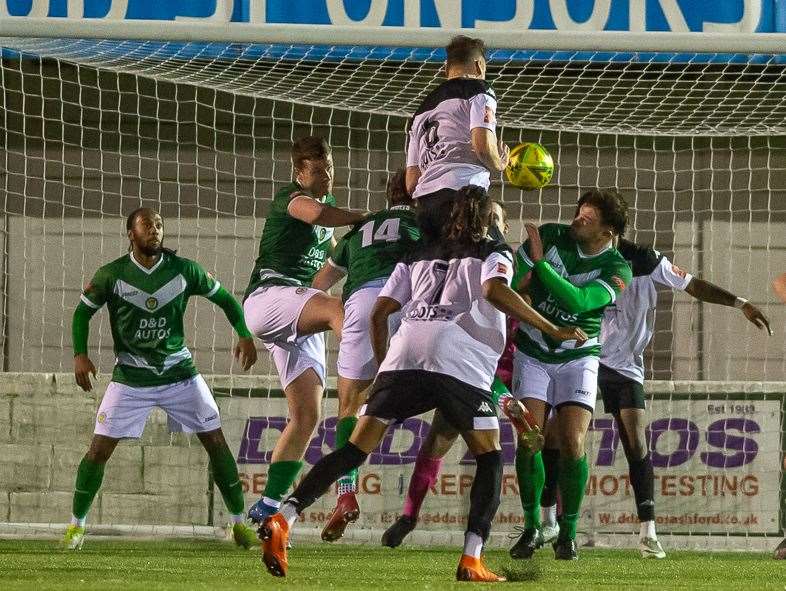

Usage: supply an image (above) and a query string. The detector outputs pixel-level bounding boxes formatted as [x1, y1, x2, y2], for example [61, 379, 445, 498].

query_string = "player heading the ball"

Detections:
[406, 35, 510, 243]
[65, 208, 259, 551]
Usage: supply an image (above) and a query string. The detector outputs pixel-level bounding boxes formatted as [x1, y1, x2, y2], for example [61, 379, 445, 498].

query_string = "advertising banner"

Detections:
[217, 394, 781, 535]
[2, 1, 783, 33]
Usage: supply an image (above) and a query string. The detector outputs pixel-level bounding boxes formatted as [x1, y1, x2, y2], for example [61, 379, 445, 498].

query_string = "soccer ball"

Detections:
[505, 142, 554, 190]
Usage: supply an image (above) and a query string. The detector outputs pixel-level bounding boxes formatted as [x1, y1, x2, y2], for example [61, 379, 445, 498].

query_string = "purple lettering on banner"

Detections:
[590, 418, 620, 466]
[368, 418, 428, 465]
[647, 418, 699, 468]
[304, 416, 339, 465]
[700, 418, 760, 468]
[236, 417, 287, 464]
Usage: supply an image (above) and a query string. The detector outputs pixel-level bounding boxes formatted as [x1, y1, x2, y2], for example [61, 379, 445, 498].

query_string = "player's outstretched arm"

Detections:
[483, 278, 587, 345]
[72, 302, 98, 392]
[370, 296, 402, 365]
[685, 277, 772, 335]
[207, 286, 257, 370]
[288, 194, 366, 227]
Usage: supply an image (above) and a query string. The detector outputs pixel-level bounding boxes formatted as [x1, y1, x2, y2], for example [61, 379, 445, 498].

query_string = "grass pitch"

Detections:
[0, 539, 782, 591]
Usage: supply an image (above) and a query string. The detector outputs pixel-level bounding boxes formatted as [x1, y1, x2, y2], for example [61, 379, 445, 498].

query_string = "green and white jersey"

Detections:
[81, 252, 219, 387]
[329, 205, 421, 301]
[514, 223, 632, 363]
[244, 182, 336, 299]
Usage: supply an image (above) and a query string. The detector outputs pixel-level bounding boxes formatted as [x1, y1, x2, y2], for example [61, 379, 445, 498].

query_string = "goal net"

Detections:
[0, 20, 784, 550]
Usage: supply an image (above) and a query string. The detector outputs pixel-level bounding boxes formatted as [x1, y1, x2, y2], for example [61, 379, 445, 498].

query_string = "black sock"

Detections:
[467, 450, 502, 541]
[288, 442, 368, 513]
[540, 448, 560, 507]
[628, 453, 655, 522]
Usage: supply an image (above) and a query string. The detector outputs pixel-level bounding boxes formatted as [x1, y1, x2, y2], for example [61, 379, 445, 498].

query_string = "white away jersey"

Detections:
[600, 239, 692, 383]
[378, 239, 513, 390]
[407, 78, 497, 198]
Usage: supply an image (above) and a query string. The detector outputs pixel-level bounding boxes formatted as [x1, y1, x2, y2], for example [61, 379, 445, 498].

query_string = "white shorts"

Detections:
[337, 280, 401, 381]
[94, 375, 220, 439]
[244, 285, 327, 390]
[511, 350, 599, 411]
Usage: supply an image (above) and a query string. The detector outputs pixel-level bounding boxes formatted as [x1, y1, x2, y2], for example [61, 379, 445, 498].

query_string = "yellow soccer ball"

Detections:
[505, 142, 554, 190]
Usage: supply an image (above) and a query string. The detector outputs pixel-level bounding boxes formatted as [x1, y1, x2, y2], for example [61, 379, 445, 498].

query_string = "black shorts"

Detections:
[415, 188, 462, 243]
[363, 369, 498, 432]
[598, 364, 646, 414]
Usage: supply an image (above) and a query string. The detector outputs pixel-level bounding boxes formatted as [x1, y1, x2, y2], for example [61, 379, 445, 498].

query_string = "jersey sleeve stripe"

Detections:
[206, 281, 221, 298]
[327, 258, 347, 273]
[595, 278, 617, 304]
[80, 294, 101, 309]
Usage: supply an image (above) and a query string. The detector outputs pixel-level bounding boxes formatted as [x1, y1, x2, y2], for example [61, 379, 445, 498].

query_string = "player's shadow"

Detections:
[501, 560, 542, 582]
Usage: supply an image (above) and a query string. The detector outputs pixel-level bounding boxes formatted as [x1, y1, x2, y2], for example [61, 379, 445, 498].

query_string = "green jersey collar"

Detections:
[576, 240, 613, 260]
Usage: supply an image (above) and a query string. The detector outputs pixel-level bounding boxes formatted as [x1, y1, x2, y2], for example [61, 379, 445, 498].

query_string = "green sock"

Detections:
[335, 416, 358, 491]
[515, 447, 544, 530]
[558, 454, 589, 541]
[263, 460, 304, 502]
[208, 444, 245, 516]
[72, 457, 105, 520]
[490, 376, 509, 406]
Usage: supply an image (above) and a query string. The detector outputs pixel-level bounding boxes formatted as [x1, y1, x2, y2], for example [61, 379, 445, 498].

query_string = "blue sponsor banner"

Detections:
[3, 1, 783, 32]
[3, 2, 786, 63]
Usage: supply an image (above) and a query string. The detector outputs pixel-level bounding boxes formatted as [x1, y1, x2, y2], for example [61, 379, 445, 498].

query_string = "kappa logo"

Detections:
[145, 297, 159, 310]
[483, 106, 496, 124]
[478, 401, 493, 413]
[671, 264, 687, 279]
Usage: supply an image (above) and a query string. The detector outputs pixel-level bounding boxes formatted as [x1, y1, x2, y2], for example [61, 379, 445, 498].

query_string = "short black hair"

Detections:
[126, 207, 158, 231]
[292, 136, 331, 170]
[446, 35, 486, 68]
[575, 189, 628, 236]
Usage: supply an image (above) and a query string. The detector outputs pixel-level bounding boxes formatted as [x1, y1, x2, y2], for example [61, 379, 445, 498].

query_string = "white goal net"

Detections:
[0, 21, 784, 550]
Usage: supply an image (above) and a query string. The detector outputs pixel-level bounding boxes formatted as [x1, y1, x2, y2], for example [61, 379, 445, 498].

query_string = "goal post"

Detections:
[0, 18, 784, 550]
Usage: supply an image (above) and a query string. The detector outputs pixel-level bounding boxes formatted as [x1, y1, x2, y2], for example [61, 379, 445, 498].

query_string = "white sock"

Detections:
[230, 514, 244, 525]
[70, 515, 85, 528]
[541, 504, 557, 527]
[281, 501, 299, 529]
[463, 532, 483, 559]
[262, 496, 281, 510]
[640, 520, 656, 540]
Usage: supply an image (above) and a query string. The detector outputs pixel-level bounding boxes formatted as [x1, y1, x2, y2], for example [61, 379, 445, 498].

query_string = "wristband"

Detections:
[734, 297, 748, 309]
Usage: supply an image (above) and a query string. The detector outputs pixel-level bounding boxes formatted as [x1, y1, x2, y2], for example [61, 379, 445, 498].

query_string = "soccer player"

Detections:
[258, 186, 586, 581]
[381, 200, 514, 548]
[508, 189, 632, 561]
[537, 236, 771, 559]
[310, 169, 420, 541]
[63, 208, 258, 550]
[406, 35, 509, 242]
[243, 136, 366, 523]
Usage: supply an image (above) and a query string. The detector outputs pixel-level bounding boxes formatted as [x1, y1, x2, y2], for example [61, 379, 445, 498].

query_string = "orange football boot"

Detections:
[456, 555, 506, 582]
[259, 513, 290, 577]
